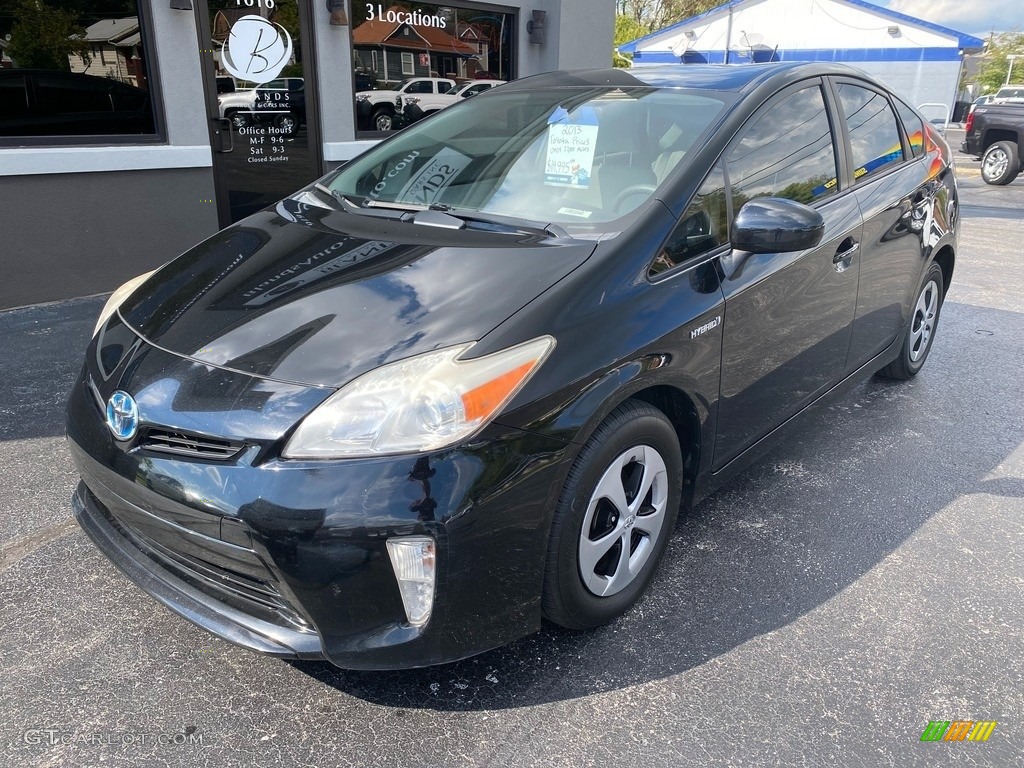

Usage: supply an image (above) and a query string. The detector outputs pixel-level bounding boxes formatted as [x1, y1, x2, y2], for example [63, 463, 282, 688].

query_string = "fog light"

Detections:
[386, 537, 436, 626]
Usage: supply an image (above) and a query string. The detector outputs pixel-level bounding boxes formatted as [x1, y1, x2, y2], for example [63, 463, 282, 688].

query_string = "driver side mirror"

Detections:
[732, 197, 825, 254]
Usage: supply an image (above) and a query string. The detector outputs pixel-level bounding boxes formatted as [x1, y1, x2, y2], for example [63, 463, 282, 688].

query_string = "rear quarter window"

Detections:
[894, 99, 924, 158]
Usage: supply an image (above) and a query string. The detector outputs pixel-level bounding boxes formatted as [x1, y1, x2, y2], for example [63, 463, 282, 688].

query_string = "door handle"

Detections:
[212, 117, 233, 154]
[833, 239, 858, 272]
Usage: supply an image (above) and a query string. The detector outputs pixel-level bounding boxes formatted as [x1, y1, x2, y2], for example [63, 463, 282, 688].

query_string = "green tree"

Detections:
[6, 0, 89, 71]
[614, 14, 646, 67]
[973, 32, 1024, 94]
[617, 0, 722, 34]
[613, 0, 721, 66]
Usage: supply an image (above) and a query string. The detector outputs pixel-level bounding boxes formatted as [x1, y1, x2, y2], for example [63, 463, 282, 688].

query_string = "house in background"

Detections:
[620, 0, 984, 124]
[353, 12, 481, 85]
[68, 17, 148, 89]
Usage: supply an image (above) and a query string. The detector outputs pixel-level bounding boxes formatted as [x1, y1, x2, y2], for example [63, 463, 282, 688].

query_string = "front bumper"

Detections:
[66, 334, 573, 669]
[72, 484, 323, 659]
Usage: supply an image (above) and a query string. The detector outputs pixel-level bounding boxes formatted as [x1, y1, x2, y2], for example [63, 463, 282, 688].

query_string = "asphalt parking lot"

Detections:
[1, 151, 1021, 766]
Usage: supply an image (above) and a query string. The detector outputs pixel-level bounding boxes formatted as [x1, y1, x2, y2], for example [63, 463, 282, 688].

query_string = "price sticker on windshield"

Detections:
[544, 106, 598, 188]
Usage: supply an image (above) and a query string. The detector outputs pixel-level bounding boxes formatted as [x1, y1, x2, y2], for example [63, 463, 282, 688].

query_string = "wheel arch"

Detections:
[933, 244, 955, 294]
[981, 128, 1020, 155]
[629, 385, 702, 489]
[548, 369, 707, 512]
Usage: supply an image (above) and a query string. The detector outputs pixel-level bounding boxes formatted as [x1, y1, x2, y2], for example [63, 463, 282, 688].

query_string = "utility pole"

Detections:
[724, 1, 733, 65]
[1006, 54, 1020, 85]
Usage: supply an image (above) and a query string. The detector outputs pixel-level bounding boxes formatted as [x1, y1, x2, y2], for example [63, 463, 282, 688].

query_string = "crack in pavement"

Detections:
[0, 519, 78, 574]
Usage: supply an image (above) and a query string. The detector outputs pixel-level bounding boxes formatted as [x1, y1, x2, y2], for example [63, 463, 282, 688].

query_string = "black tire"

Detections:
[981, 140, 1020, 185]
[372, 107, 395, 131]
[274, 113, 298, 135]
[542, 400, 683, 630]
[227, 110, 249, 130]
[877, 262, 945, 380]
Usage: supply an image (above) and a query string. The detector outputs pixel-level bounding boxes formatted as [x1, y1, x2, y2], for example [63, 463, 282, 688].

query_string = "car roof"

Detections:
[505, 62, 880, 94]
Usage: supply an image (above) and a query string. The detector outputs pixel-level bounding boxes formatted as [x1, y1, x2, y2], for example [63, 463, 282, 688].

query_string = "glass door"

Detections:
[197, 0, 321, 225]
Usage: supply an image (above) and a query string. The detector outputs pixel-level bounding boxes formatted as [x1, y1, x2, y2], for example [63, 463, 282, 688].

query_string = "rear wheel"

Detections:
[542, 400, 683, 630]
[877, 262, 945, 380]
[981, 140, 1020, 185]
[274, 113, 298, 135]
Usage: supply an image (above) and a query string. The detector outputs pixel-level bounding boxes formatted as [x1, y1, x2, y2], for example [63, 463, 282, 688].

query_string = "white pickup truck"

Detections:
[396, 79, 506, 125]
[355, 77, 456, 132]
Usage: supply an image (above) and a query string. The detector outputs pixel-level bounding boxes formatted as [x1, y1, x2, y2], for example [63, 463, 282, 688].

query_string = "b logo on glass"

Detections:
[222, 14, 293, 84]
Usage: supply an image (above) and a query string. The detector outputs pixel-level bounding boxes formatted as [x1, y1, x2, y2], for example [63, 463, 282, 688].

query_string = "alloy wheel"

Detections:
[983, 147, 1009, 180]
[578, 444, 669, 597]
[909, 279, 939, 362]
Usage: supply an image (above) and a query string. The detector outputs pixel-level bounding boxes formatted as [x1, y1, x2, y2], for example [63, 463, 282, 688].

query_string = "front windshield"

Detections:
[328, 86, 727, 228]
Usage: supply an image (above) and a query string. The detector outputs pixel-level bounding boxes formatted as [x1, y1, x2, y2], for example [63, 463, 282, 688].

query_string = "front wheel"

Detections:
[542, 400, 683, 630]
[227, 111, 250, 130]
[877, 262, 945, 380]
[373, 107, 394, 131]
[981, 140, 1020, 185]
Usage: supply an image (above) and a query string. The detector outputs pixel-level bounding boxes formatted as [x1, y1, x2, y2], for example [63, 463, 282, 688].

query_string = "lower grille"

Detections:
[142, 534, 313, 633]
[87, 487, 312, 634]
[140, 428, 244, 461]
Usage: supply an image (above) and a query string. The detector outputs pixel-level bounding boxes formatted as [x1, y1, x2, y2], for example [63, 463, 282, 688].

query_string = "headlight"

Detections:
[355, 94, 370, 102]
[404, 96, 420, 106]
[93, 270, 157, 337]
[282, 335, 555, 459]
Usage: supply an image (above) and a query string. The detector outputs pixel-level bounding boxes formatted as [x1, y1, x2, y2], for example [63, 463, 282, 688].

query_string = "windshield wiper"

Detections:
[315, 188, 572, 239]
[438, 208, 572, 240]
[313, 185, 415, 221]
[363, 199, 434, 212]
[313, 183, 365, 210]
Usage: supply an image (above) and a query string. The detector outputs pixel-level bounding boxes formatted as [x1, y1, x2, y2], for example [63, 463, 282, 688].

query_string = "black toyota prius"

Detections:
[67, 63, 959, 669]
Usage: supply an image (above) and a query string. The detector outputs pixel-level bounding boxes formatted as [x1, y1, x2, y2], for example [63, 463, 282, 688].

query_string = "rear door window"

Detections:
[836, 83, 904, 182]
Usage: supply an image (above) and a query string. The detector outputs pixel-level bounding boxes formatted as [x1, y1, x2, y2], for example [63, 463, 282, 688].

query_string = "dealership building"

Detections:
[0, 1, 612, 310]
[620, 0, 983, 125]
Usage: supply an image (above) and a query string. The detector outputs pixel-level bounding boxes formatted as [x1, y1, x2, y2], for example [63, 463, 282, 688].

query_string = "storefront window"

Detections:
[351, 2, 516, 137]
[0, 0, 157, 141]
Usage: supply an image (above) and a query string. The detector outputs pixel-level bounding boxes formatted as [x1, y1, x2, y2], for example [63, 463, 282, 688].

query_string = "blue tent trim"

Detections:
[634, 46, 966, 64]
[618, 0, 985, 56]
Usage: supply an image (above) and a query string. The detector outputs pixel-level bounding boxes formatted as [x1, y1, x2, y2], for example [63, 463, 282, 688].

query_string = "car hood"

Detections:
[117, 199, 596, 388]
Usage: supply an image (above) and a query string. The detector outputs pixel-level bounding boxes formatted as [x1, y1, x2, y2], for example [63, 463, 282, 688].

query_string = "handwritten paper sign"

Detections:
[399, 147, 472, 205]
[544, 106, 598, 188]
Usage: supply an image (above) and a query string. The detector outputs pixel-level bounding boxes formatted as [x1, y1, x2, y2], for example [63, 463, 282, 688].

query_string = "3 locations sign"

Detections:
[363, 3, 448, 27]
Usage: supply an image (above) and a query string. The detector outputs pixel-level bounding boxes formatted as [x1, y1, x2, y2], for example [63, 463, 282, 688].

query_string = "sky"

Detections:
[879, 0, 1023, 39]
